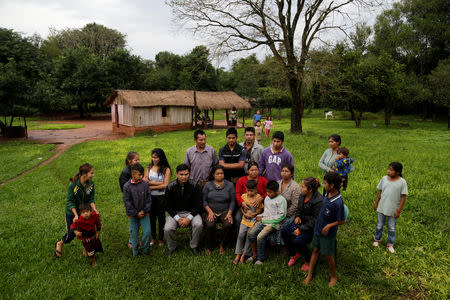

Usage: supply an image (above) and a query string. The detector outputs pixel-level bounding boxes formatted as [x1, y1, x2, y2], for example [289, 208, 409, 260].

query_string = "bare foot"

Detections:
[158, 240, 164, 247]
[205, 249, 212, 256]
[127, 243, 132, 249]
[328, 277, 338, 287]
[219, 245, 225, 255]
[91, 260, 96, 267]
[55, 241, 63, 257]
[239, 256, 245, 263]
[83, 248, 87, 257]
[302, 276, 312, 285]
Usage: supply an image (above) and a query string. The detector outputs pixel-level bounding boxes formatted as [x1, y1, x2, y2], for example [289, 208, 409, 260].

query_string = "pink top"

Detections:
[264, 120, 273, 130]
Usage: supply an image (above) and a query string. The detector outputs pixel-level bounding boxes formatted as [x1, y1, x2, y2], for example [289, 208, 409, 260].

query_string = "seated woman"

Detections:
[234, 162, 268, 228]
[203, 165, 235, 255]
[281, 177, 323, 271]
[270, 164, 301, 245]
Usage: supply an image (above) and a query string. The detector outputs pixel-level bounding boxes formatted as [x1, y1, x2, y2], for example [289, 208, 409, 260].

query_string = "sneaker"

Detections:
[373, 241, 379, 247]
[387, 245, 395, 253]
[287, 253, 300, 266]
[158, 240, 164, 247]
[255, 260, 263, 265]
[300, 263, 310, 271]
[150, 239, 156, 246]
[246, 257, 254, 263]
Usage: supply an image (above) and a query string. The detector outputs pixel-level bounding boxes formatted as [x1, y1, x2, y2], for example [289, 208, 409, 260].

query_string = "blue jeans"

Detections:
[62, 213, 76, 244]
[248, 222, 275, 261]
[129, 215, 151, 256]
[374, 212, 397, 245]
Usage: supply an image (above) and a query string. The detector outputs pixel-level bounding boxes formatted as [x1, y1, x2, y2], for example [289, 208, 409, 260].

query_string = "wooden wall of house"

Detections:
[133, 106, 191, 127]
[111, 104, 129, 125]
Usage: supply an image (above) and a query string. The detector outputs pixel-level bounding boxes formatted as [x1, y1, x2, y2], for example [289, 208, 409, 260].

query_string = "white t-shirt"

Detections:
[377, 176, 408, 216]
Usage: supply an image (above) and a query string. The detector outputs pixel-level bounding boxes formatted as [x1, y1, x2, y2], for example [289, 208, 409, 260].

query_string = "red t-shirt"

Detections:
[235, 176, 268, 207]
[70, 211, 101, 240]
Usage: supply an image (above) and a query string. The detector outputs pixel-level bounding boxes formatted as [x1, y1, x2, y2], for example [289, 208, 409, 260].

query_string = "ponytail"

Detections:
[125, 151, 139, 166]
[302, 177, 321, 193]
[70, 163, 93, 182]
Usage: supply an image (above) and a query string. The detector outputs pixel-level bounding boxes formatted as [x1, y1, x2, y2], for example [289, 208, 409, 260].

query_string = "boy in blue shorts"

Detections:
[303, 172, 345, 287]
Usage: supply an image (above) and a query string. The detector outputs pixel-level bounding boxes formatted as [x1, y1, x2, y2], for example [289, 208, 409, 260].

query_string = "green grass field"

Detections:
[27, 123, 85, 130]
[0, 141, 56, 183]
[0, 114, 449, 299]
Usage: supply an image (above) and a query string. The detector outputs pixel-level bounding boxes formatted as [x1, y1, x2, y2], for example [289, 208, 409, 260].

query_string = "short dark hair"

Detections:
[194, 129, 206, 140]
[176, 163, 190, 173]
[226, 127, 238, 137]
[131, 163, 144, 174]
[256, 120, 261, 124]
[246, 180, 257, 190]
[323, 172, 341, 190]
[328, 134, 341, 145]
[281, 164, 294, 174]
[245, 127, 255, 134]
[266, 180, 279, 192]
[272, 131, 284, 141]
[337, 147, 349, 157]
[389, 162, 403, 177]
[78, 202, 92, 213]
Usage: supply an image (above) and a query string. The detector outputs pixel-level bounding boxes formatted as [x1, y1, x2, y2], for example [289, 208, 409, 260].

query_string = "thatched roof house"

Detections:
[106, 90, 251, 136]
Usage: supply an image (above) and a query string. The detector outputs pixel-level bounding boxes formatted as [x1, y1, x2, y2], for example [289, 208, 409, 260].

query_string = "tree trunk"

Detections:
[355, 111, 363, 128]
[78, 103, 85, 118]
[9, 116, 14, 127]
[289, 76, 303, 133]
[384, 108, 391, 125]
[447, 107, 449, 130]
[350, 109, 355, 121]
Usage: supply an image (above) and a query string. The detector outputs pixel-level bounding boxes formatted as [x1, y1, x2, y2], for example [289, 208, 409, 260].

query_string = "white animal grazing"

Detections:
[325, 111, 335, 120]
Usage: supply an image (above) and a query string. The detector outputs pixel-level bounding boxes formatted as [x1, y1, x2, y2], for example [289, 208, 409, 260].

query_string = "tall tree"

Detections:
[167, 0, 379, 132]
[0, 28, 42, 126]
[52, 47, 108, 117]
[427, 59, 450, 128]
[48, 23, 126, 59]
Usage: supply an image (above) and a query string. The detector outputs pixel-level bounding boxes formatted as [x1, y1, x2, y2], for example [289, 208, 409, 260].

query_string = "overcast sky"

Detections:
[0, 0, 393, 69]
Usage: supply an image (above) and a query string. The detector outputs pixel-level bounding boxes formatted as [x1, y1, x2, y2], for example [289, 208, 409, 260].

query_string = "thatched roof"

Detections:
[105, 90, 252, 110]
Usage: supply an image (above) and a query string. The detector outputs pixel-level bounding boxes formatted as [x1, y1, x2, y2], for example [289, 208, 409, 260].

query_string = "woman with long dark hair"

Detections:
[144, 148, 171, 247]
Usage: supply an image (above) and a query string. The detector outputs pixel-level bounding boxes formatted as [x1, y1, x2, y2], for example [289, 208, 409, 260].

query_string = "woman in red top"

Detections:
[234, 162, 268, 227]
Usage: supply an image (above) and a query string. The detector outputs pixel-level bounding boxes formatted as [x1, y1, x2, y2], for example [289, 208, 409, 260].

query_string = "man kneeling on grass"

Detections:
[303, 172, 345, 287]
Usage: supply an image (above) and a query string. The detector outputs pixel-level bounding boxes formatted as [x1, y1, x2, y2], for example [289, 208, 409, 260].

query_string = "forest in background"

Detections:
[0, 0, 448, 128]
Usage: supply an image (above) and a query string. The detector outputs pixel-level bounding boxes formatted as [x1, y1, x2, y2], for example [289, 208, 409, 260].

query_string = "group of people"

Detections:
[54, 126, 408, 287]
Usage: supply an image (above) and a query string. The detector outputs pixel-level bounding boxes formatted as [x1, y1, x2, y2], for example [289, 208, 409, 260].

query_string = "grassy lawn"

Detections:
[0, 141, 56, 183]
[0, 114, 449, 298]
[27, 123, 85, 130]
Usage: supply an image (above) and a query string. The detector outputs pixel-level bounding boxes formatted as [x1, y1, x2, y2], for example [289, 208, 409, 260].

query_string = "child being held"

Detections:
[70, 203, 103, 267]
[303, 172, 345, 287]
[248, 180, 286, 265]
[233, 180, 264, 264]
[255, 120, 263, 144]
[373, 162, 408, 254]
[331, 147, 354, 191]
[123, 163, 152, 257]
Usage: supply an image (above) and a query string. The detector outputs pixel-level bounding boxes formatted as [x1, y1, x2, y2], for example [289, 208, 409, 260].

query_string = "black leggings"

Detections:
[150, 195, 166, 240]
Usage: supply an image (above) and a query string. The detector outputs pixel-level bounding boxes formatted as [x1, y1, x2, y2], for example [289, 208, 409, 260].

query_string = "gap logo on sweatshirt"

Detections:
[268, 155, 282, 165]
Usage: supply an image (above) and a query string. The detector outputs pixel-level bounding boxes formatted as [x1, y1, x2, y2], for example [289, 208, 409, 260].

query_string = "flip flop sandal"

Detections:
[232, 259, 239, 265]
[54, 242, 62, 258]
